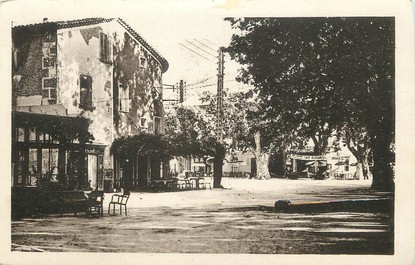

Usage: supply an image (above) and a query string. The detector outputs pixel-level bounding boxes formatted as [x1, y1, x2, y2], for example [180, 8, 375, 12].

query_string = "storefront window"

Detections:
[42, 148, 59, 181]
[65, 151, 71, 175]
[16, 150, 25, 185]
[28, 149, 38, 186]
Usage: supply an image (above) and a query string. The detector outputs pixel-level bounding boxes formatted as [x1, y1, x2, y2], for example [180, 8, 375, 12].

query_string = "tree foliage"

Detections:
[13, 111, 94, 144]
[226, 17, 395, 190]
[164, 106, 226, 187]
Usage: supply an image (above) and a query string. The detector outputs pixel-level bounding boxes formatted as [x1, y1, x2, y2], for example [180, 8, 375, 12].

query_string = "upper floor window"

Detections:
[140, 56, 147, 68]
[139, 47, 148, 68]
[80, 75, 93, 111]
[99, 32, 111, 63]
[17, 127, 25, 142]
[118, 83, 130, 112]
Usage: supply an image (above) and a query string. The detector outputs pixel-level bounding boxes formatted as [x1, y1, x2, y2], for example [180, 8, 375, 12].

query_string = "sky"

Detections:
[1, 1, 414, 263]
[7, 0, 407, 105]
[126, 6, 248, 104]
[9, 0, 250, 105]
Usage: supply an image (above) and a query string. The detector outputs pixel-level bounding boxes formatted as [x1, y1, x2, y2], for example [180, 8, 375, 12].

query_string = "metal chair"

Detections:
[108, 192, 130, 216]
[203, 176, 212, 189]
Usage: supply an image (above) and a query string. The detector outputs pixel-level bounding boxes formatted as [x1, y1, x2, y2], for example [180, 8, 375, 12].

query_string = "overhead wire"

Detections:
[178, 43, 215, 63]
[189, 79, 237, 90]
[203, 38, 220, 48]
[184, 39, 217, 58]
[193, 39, 217, 52]
[186, 77, 215, 87]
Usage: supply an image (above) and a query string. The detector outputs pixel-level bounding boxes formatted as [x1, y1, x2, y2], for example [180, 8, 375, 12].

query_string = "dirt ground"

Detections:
[11, 178, 393, 254]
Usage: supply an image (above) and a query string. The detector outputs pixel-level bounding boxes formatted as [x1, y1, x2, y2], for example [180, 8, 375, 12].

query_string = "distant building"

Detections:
[223, 151, 256, 178]
[287, 144, 359, 180]
[12, 18, 169, 191]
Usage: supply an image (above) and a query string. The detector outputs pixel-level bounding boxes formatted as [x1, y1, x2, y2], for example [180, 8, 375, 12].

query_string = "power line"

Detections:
[193, 39, 217, 52]
[178, 43, 215, 63]
[186, 77, 215, 87]
[191, 82, 217, 90]
[203, 38, 220, 48]
[184, 39, 217, 58]
[188, 79, 237, 90]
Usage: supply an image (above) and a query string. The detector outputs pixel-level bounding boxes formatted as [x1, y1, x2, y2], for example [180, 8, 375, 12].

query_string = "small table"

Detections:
[151, 179, 176, 189]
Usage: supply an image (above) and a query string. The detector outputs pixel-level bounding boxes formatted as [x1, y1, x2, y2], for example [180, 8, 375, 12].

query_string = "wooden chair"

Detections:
[108, 192, 130, 216]
[86, 190, 104, 217]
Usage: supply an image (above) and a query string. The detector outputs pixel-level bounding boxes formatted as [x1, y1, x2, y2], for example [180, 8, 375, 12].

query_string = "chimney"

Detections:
[43, 18, 48, 22]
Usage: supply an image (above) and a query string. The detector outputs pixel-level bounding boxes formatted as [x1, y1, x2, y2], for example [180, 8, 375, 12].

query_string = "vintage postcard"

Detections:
[0, 0, 414, 264]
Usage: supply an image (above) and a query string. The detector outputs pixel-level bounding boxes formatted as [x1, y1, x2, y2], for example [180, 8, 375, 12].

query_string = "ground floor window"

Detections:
[41, 148, 59, 180]
[13, 146, 90, 190]
[15, 150, 25, 186]
[28, 149, 39, 186]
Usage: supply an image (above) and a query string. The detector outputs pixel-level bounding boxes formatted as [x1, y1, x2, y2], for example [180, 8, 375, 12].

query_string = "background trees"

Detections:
[201, 91, 277, 179]
[225, 17, 395, 191]
[164, 106, 225, 187]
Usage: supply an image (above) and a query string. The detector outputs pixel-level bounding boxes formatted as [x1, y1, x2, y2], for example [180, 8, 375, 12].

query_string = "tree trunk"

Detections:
[311, 133, 328, 155]
[371, 143, 394, 191]
[254, 131, 271, 179]
[213, 157, 223, 188]
[361, 156, 370, 180]
[344, 136, 371, 180]
[281, 146, 289, 177]
[213, 144, 225, 188]
[353, 151, 370, 180]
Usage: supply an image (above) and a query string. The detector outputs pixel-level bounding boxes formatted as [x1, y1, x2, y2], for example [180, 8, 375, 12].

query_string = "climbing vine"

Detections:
[13, 111, 94, 144]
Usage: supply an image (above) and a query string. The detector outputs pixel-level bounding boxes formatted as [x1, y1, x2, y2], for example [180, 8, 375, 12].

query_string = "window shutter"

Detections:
[100, 32, 105, 60]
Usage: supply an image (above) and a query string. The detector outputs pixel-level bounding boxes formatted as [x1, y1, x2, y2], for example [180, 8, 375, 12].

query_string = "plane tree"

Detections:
[164, 106, 225, 187]
[225, 17, 395, 191]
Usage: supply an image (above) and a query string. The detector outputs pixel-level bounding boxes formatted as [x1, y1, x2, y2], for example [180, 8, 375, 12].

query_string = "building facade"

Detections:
[12, 18, 169, 191]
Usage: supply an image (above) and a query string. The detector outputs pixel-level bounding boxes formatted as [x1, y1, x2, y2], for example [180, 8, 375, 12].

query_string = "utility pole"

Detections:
[179, 80, 184, 103]
[216, 47, 225, 143]
[177, 80, 187, 103]
[213, 47, 225, 188]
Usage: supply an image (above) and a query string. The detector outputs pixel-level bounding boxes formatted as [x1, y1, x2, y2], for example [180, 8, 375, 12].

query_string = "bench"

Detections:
[42, 191, 87, 216]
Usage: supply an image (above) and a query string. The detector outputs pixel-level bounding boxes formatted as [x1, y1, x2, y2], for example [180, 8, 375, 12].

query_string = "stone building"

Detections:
[12, 18, 169, 191]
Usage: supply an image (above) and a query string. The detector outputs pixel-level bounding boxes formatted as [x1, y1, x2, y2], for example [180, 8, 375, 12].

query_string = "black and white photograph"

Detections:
[1, 0, 414, 264]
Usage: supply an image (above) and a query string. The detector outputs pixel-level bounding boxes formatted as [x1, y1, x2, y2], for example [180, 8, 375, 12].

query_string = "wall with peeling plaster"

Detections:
[57, 25, 113, 144]
[112, 22, 164, 138]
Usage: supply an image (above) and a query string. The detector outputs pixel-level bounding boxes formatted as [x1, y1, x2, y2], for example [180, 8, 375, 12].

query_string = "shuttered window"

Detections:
[99, 32, 111, 63]
[80, 75, 93, 110]
[118, 83, 130, 112]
